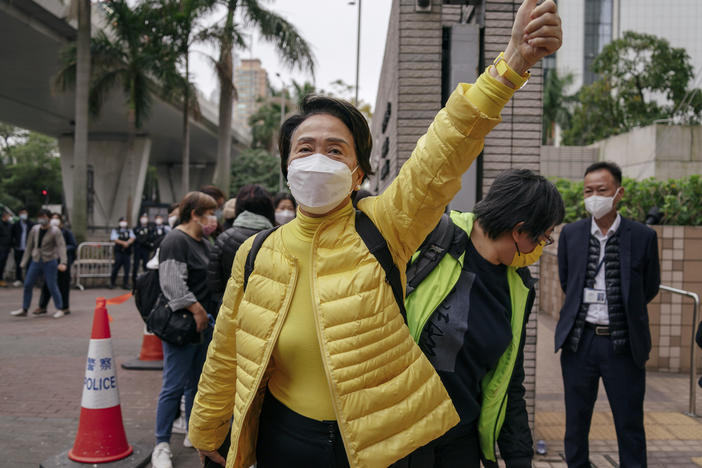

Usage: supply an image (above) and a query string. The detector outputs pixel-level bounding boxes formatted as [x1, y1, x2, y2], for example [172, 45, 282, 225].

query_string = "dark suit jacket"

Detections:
[555, 216, 660, 368]
[10, 220, 34, 250]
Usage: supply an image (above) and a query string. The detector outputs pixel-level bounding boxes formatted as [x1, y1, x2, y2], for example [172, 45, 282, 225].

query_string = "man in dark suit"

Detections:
[555, 161, 660, 468]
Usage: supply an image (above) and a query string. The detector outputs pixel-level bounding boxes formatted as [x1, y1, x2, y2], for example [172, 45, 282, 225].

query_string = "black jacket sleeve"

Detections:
[207, 234, 227, 295]
[557, 225, 569, 294]
[496, 288, 535, 468]
[643, 229, 660, 304]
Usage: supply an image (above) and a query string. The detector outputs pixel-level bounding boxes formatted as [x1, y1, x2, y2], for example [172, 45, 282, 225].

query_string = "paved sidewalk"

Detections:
[1, 284, 701, 467]
[533, 313, 702, 467]
[0, 285, 199, 468]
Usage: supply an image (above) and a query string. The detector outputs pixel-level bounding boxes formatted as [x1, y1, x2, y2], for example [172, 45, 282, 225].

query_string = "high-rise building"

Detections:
[556, 0, 702, 92]
[233, 58, 269, 133]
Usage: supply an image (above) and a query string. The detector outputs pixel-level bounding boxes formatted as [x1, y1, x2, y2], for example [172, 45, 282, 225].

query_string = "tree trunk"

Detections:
[181, 51, 190, 199]
[126, 105, 136, 225]
[213, 3, 235, 197]
[72, 0, 90, 242]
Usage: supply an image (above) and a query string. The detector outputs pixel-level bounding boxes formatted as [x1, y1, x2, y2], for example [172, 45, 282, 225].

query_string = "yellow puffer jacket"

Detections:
[189, 83, 503, 468]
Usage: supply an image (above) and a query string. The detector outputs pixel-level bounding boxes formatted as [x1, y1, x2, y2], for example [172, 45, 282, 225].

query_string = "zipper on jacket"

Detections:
[490, 391, 509, 460]
[232, 252, 299, 463]
[309, 225, 354, 467]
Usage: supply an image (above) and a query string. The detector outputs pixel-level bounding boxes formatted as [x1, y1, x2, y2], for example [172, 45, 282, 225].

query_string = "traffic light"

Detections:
[41, 189, 48, 197]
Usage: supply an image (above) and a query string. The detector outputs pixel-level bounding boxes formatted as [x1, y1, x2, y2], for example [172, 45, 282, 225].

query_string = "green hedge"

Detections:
[554, 175, 702, 225]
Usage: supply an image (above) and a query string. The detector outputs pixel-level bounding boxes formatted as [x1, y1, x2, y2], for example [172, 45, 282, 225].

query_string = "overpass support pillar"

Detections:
[59, 135, 151, 229]
[154, 163, 216, 205]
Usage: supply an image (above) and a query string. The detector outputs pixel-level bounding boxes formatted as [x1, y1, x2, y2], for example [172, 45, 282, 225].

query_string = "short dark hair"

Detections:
[474, 169, 565, 240]
[200, 185, 225, 203]
[179, 191, 218, 224]
[278, 95, 374, 180]
[234, 184, 275, 226]
[585, 161, 622, 185]
[38, 209, 51, 218]
[273, 192, 297, 210]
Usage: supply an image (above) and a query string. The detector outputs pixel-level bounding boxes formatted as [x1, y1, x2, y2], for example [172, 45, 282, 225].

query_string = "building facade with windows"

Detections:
[556, 0, 702, 93]
[233, 58, 269, 133]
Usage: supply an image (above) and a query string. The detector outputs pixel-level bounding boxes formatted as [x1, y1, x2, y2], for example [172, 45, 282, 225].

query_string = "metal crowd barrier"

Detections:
[659, 284, 700, 417]
[74, 242, 114, 290]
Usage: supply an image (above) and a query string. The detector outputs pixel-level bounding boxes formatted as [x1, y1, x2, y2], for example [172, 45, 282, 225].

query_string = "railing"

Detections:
[659, 285, 700, 417]
[74, 242, 114, 290]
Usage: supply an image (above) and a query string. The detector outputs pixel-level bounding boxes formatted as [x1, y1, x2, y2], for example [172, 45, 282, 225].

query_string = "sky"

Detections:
[189, 0, 393, 109]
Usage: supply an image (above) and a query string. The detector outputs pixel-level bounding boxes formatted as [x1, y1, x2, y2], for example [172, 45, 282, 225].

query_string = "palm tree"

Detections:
[55, 0, 161, 223]
[209, 0, 315, 196]
[542, 69, 575, 145]
[72, 0, 90, 241]
[152, 0, 215, 198]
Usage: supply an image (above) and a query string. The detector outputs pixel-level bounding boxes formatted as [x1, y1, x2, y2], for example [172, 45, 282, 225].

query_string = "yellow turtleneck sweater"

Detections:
[267, 201, 355, 420]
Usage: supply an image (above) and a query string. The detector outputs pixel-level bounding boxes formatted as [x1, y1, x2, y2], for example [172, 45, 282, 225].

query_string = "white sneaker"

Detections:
[53, 309, 70, 318]
[12, 281, 22, 287]
[151, 442, 173, 468]
[183, 434, 192, 448]
[10, 308, 27, 317]
[171, 413, 187, 434]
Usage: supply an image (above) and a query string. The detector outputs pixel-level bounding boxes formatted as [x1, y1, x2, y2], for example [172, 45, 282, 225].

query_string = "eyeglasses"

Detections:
[534, 233, 554, 246]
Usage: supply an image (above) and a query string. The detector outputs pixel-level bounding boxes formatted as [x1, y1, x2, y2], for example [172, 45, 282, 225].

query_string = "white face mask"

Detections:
[155, 218, 163, 225]
[168, 215, 177, 227]
[119, 221, 128, 228]
[585, 188, 620, 219]
[287, 153, 358, 215]
[275, 209, 296, 225]
[50, 218, 61, 227]
[140, 217, 148, 225]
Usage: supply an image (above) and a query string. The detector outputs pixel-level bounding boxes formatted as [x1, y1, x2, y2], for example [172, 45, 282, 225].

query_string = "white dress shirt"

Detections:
[585, 213, 621, 325]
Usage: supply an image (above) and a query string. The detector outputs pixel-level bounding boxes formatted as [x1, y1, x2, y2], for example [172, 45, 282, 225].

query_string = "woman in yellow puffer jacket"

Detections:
[189, 2, 561, 467]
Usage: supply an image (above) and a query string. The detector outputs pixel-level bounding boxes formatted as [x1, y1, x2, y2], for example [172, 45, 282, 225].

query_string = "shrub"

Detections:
[554, 175, 702, 225]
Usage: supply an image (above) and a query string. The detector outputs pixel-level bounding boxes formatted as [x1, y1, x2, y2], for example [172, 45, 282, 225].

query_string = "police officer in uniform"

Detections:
[132, 214, 151, 285]
[151, 215, 170, 250]
[110, 217, 135, 289]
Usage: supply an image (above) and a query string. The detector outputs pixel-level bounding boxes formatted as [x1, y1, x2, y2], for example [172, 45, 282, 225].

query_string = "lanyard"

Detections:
[594, 257, 605, 277]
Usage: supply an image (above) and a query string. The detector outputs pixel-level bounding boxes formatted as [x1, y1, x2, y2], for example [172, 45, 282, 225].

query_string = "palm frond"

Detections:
[88, 69, 124, 117]
[240, 0, 315, 76]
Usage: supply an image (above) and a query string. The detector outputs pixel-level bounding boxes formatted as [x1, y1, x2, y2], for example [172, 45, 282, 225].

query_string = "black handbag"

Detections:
[146, 294, 198, 346]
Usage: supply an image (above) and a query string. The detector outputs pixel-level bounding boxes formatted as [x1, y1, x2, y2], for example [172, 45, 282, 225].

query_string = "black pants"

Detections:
[390, 423, 483, 468]
[561, 326, 647, 468]
[13, 248, 24, 281]
[256, 390, 349, 468]
[111, 251, 131, 287]
[132, 245, 150, 283]
[0, 247, 9, 281]
[40, 264, 71, 309]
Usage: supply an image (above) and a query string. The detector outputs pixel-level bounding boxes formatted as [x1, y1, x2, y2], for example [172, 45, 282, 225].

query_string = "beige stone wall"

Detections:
[539, 224, 702, 373]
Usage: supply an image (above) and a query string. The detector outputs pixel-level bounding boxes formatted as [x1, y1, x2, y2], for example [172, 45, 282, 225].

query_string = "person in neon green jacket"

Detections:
[397, 169, 565, 468]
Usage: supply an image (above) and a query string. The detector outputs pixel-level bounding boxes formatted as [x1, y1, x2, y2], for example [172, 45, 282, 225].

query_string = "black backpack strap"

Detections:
[243, 226, 279, 291]
[405, 214, 454, 296]
[354, 210, 407, 323]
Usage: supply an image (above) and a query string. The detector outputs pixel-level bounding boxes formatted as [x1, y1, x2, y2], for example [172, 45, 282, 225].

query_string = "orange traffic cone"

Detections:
[68, 298, 133, 463]
[121, 326, 164, 370]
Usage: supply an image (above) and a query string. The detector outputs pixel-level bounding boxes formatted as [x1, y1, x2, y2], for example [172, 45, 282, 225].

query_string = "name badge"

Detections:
[583, 288, 607, 304]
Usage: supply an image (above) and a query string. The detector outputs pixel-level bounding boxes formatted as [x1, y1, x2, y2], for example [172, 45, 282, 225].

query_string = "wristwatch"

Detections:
[492, 52, 530, 89]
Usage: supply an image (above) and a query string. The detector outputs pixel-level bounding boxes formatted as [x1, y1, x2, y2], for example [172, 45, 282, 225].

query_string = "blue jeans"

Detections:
[155, 327, 211, 444]
[23, 259, 63, 310]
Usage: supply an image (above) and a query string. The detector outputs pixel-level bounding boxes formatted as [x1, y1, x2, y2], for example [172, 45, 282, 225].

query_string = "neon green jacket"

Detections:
[406, 211, 535, 465]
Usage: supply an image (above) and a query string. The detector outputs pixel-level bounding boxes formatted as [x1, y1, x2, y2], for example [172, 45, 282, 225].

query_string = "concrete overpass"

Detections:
[0, 0, 250, 229]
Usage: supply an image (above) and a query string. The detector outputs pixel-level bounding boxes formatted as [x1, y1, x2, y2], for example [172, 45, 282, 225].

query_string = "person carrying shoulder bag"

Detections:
[150, 191, 219, 468]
